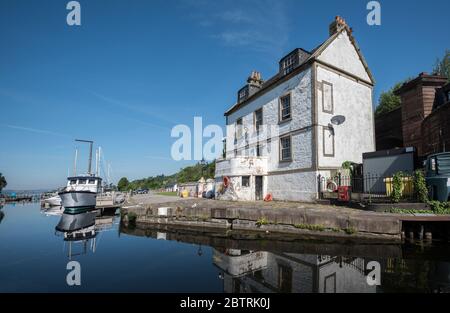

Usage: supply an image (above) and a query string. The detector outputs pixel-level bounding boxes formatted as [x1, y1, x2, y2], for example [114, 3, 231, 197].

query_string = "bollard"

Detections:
[418, 225, 424, 241]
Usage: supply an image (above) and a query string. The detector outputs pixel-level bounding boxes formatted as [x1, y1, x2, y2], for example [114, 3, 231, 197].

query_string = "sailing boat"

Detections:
[59, 140, 102, 214]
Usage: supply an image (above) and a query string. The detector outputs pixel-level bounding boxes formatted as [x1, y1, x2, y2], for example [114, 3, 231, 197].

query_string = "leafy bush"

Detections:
[256, 217, 270, 227]
[391, 172, 404, 203]
[127, 212, 137, 227]
[428, 201, 450, 214]
[413, 170, 428, 203]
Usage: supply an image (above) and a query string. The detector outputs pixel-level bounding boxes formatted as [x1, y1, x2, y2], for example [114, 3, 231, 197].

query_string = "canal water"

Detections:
[1, 202, 449, 293]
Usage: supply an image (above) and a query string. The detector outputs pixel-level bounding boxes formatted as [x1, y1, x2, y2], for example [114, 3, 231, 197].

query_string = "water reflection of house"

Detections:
[213, 249, 375, 293]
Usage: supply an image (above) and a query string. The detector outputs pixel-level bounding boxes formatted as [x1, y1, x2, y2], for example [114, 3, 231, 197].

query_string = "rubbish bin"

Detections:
[383, 177, 413, 197]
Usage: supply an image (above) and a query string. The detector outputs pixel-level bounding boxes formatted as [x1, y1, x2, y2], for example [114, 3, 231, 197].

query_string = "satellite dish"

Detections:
[331, 115, 346, 126]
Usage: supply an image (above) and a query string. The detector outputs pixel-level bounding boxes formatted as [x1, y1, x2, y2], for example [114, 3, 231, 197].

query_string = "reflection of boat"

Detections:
[55, 211, 98, 233]
[55, 211, 98, 259]
[41, 206, 64, 216]
[55, 208, 119, 259]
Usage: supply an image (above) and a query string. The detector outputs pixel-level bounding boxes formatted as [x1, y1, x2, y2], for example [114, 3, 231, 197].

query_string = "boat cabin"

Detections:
[66, 176, 102, 193]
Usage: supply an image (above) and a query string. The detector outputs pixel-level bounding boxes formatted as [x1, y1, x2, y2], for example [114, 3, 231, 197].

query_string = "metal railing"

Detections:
[317, 173, 415, 201]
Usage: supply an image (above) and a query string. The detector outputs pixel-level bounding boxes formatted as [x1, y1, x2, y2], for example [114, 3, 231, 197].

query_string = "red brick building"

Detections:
[375, 73, 449, 158]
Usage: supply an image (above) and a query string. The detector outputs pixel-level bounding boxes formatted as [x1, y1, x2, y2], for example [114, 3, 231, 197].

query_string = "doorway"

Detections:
[255, 176, 263, 200]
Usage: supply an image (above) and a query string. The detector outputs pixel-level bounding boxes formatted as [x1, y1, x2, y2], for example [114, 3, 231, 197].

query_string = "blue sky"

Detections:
[1, 0, 449, 190]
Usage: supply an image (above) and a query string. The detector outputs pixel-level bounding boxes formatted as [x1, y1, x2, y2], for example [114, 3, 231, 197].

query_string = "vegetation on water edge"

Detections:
[255, 217, 357, 235]
[387, 201, 450, 215]
[0, 172, 7, 193]
[117, 161, 215, 191]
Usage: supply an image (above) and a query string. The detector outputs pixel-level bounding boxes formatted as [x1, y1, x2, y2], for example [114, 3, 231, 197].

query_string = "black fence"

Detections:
[317, 173, 415, 200]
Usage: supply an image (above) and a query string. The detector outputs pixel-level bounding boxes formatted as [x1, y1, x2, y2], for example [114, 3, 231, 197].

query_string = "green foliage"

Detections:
[391, 172, 404, 203]
[256, 217, 270, 226]
[388, 207, 433, 214]
[374, 82, 404, 117]
[343, 227, 357, 235]
[127, 212, 137, 227]
[123, 161, 216, 191]
[117, 177, 130, 191]
[427, 201, 450, 214]
[387, 202, 450, 215]
[413, 170, 428, 203]
[176, 161, 215, 184]
[433, 50, 450, 81]
[0, 172, 7, 192]
[294, 223, 325, 232]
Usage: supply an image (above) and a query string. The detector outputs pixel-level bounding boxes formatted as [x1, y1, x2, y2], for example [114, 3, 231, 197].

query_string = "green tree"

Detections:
[374, 82, 404, 117]
[0, 173, 7, 192]
[433, 50, 450, 81]
[117, 177, 129, 191]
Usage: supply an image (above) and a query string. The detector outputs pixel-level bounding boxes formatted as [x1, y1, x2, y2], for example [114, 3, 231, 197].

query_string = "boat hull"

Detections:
[44, 196, 61, 206]
[59, 191, 97, 213]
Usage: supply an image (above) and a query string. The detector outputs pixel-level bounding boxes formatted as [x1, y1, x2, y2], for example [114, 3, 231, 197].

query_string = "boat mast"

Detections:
[98, 146, 102, 177]
[75, 139, 94, 176]
[73, 148, 78, 176]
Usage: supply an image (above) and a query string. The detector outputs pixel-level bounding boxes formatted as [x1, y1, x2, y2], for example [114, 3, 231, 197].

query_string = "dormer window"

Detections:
[279, 48, 311, 76]
[281, 53, 296, 75]
[238, 86, 249, 103]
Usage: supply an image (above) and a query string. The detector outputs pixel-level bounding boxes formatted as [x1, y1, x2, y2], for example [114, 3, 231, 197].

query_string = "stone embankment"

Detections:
[122, 195, 403, 241]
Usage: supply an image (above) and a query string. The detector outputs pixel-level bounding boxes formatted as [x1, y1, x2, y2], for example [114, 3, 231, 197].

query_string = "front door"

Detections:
[255, 176, 263, 200]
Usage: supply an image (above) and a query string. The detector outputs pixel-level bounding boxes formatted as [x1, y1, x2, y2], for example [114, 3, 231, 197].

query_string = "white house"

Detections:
[215, 17, 375, 202]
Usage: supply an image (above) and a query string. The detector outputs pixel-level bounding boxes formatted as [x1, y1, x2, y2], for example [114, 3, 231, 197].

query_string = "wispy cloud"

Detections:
[184, 0, 290, 58]
[1, 123, 71, 138]
[90, 91, 176, 129]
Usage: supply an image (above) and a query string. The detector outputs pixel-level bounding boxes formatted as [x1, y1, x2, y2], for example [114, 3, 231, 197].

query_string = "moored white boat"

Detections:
[59, 176, 102, 213]
[59, 139, 102, 214]
[44, 195, 62, 207]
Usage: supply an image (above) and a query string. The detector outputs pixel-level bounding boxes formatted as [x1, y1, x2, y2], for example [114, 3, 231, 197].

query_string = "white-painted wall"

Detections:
[316, 65, 375, 168]
[217, 30, 375, 202]
[268, 171, 317, 202]
[317, 30, 371, 82]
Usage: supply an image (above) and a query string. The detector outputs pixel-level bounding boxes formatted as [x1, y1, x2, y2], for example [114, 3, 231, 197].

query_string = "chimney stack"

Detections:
[247, 71, 263, 87]
[329, 16, 350, 36]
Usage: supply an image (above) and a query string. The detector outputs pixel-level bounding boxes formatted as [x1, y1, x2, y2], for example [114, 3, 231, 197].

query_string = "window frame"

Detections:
[256, 143, 261, 157]
[279, 93, 292, 123]
[322, 126, 335, 157]
[235, 117, 243, 140]
[242, 176, 250, 187]
[279, 135, 292, 162]
[321, 80, 334, 114]
[254, 108, 263, 133]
